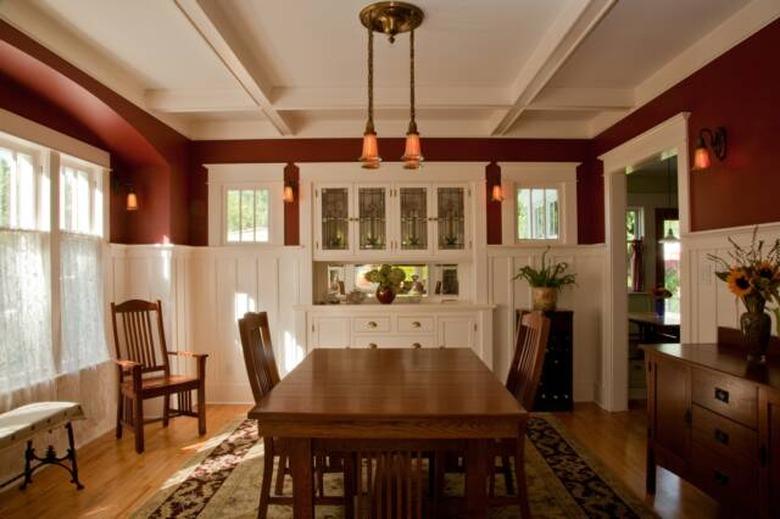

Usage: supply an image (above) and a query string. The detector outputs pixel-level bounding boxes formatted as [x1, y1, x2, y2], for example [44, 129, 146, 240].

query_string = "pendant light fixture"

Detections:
[359, 2, 424, 169]
[659, 157, 679, 244]
[401, 29, 423, 169]
[358, 27, 380, 169]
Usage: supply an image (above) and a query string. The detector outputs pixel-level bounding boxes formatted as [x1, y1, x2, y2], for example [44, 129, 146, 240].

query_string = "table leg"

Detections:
[288, 438, 314, 519]
[465, 439, 489, 519]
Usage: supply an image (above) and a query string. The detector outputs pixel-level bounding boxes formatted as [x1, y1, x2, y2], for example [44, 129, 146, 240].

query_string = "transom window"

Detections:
[516, 187, 560, 241]
[226, 188, 270, 243]
[0, 145, 45, 231]
[60, 163, 103, 237]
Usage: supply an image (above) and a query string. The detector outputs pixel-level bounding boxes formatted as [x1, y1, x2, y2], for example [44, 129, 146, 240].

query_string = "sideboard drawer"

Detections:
[692, 368, 758, 428]
[397, 316, 434, 333]
[692, 404, 757, 466]
[353, 335, 435, 349]
[691, 444, 758, 510]
[352, 316, 391, 334]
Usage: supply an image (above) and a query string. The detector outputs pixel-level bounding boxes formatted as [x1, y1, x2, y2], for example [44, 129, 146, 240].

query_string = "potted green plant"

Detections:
[513, 248, 576, 311]
[364, 264, 407, 304]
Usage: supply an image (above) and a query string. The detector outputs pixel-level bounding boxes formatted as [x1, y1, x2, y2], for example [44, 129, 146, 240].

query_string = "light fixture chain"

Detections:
[367, 27, 375, 132]
[409, 29, 416, 126]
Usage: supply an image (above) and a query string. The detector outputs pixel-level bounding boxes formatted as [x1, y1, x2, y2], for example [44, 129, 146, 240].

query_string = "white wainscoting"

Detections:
[683, 222, 780, 344]
[488, 245, 605, 403]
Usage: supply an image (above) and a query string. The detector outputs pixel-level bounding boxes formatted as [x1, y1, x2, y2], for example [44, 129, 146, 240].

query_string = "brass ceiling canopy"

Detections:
[359, 1, 424, 43]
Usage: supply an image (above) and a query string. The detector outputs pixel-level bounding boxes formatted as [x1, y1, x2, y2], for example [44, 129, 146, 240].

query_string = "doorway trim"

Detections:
[598, 112, 691, 412]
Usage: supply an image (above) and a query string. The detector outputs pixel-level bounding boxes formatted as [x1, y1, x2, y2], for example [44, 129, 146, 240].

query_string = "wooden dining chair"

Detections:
[110, 299, 208, 454]
[489, 310, 551, 516]
[238, 311, 346, 519]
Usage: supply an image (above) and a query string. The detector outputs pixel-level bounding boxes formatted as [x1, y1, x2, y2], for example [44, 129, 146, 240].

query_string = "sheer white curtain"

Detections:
[59, 233, 108, 373]
[0, 230, 54, 394]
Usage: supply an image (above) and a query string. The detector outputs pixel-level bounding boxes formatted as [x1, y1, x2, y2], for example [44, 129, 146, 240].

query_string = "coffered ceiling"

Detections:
[0, 0, 776, 140]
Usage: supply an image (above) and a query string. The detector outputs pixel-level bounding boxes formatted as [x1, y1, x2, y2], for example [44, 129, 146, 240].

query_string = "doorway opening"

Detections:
[626, 155, 681, 402]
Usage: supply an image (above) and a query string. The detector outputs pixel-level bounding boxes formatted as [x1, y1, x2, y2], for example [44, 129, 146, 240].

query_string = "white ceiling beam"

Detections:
[174, 0, 293, 135]
[491, 0, 617, 135]
[527, 87, 633, 112]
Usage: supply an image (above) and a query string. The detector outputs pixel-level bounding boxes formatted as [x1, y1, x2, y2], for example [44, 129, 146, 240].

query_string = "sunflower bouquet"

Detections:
[707, 227, 780, 360]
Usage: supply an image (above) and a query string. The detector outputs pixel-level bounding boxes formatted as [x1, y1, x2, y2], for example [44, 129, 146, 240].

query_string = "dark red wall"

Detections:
[583, 17, 780, 242]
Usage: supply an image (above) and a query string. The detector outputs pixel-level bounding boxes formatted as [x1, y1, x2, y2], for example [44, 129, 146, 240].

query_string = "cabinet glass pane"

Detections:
[437, 187, 465, 250]
[321, 188, 349, 250]
[400, 187, 428, 250]
[358, 187, 386, 250]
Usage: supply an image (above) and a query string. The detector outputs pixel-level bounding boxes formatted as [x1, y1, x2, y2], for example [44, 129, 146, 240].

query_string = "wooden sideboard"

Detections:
[642, 342, 780, 516]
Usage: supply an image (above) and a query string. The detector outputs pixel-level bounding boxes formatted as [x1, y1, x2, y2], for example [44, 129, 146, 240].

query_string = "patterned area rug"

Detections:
[132, 416, 656, 518]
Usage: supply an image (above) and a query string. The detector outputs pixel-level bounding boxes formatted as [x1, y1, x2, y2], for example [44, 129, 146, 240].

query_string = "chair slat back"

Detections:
[111, 299, 169, 373]
[238, 312, 280, 404]
[506, 311, 551, 410]
[356, 449, 425, 519]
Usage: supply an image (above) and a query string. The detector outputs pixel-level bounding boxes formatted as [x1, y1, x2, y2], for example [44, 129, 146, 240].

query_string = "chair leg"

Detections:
[515, 440, 531, 519]
[133, 397, 145, 454]
[162, 394, 170, 428]
[501, 454, 515, 495]
[258, 437, 274, 519]
[344, 453, 356, 519]
[274, 453, 287, 496]
[197, 385, 206, 436]
[116, 393, 124, 439]
[315, 454, 325, 497]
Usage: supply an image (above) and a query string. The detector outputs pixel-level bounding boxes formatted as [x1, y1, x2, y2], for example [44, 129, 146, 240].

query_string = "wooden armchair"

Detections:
[110, 299, 208, 454]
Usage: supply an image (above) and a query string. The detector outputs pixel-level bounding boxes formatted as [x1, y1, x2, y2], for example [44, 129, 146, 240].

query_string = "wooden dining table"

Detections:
[248, 347, 527, 519]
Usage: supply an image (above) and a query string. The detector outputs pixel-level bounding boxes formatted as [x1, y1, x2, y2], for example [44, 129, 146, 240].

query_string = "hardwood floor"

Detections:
[0, 402, 717, 518]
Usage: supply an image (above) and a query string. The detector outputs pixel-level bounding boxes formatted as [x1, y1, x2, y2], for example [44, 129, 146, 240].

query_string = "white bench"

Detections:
[0, 402, 85, 490]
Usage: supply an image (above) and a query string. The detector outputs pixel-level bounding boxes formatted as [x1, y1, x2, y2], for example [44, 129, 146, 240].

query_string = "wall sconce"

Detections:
[490, 183, 505, 202]
[126, 186, 139, 211]
[283, 180, 297, 203]
[693, 127, 727, 170]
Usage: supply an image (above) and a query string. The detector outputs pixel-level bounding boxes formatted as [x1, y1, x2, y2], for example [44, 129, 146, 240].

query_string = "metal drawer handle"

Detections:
[714, 428, 730, 445]
[412, 321, 421, 328]
[367, 321, 377, 328]
[412, 342, 422, 349]
[714, 387, 730, 403]
[713, 470, 729, 486]
[368, 343, 378, 349]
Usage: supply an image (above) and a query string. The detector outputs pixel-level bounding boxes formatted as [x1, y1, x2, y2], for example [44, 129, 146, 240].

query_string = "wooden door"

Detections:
[759, 387, 780, 517]
[652, 357, 691, 470]
[437, 315, 475, 349]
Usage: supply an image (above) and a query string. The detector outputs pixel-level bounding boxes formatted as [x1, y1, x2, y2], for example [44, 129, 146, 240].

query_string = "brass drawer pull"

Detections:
[714, 387, 730, 403]
[368, 343, 378, 349]
[412, 343, 422, 349]
[412, 321, 421, 328]
[714, 428, 730, 445]
[367, 321, 378, 328]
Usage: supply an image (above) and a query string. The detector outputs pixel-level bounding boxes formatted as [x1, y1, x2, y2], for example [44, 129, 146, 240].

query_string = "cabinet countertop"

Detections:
[296, 302, 496, 312]
[641, 343, 780, 390]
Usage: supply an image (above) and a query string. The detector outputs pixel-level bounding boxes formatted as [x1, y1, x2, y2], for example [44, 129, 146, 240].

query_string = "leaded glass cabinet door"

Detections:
[397, 185, 432, 255]
[318, 186, 351, 252]
[355, 184, 389, 254]
[434, 185, 468, 253]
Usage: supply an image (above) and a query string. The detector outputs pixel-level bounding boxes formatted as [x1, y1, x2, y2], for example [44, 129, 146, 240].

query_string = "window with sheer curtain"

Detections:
[0, 138, 108, 396]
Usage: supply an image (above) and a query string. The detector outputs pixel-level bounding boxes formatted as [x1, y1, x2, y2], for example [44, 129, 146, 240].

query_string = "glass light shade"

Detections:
[693, 145, 711, 170]
[402, 132, 423, 170]
[126, 191, 139, 211]
[359, 132, 381, 168]
[283, 185, 295, 203]
[491, 184, 505, 202]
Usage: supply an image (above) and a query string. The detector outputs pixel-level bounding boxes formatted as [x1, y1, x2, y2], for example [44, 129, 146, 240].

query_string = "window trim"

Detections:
[221, 182, 277, 246]
[59, 157, 105, 238]
[513, 183, 564, 244]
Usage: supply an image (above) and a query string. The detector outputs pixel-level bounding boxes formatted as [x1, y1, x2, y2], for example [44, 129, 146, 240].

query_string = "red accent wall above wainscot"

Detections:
[584, 17, 780, 242]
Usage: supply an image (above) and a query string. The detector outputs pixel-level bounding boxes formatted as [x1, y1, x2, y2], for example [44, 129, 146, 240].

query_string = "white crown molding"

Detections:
[633, 0, 780, 118]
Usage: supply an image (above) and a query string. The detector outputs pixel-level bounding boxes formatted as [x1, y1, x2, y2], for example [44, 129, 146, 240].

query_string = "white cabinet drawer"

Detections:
[353, 335, 436, 349]
[353, 316, 391, 334]
[397, 316, 435, 333]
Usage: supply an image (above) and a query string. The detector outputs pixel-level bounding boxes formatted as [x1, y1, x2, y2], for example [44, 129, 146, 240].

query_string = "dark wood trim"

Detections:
[485, 162, 502, 245]
[284, 162, 300, 246]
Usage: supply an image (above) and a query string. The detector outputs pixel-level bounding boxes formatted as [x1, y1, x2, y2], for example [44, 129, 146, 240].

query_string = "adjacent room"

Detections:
[1, 1, 779, 517]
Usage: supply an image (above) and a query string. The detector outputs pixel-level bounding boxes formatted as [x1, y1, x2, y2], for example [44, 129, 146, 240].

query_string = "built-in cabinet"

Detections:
[313, 182, 471, 260]
[300, 304, 493, 367]
[643, 343, 780, 517]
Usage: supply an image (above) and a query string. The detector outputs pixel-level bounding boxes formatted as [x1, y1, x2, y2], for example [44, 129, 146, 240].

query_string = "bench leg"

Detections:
[66, 422, 85, 490]
[20, 440, 34, 490]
